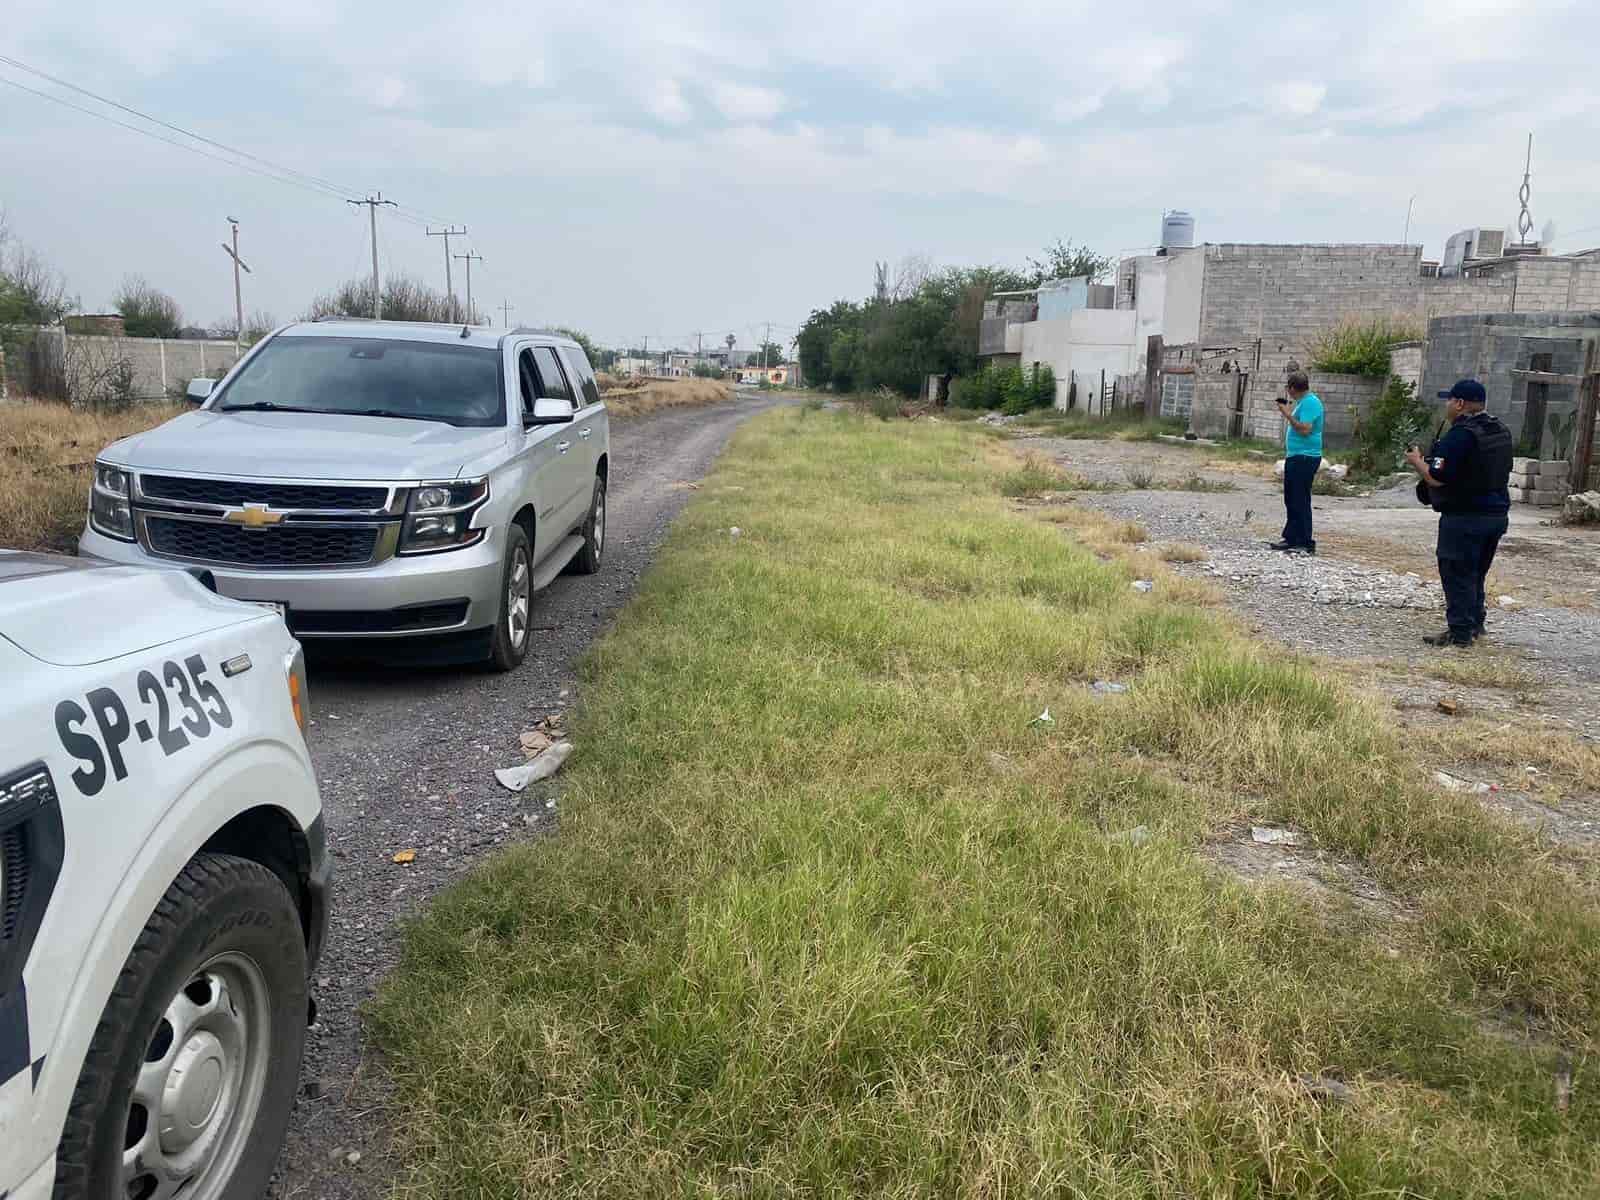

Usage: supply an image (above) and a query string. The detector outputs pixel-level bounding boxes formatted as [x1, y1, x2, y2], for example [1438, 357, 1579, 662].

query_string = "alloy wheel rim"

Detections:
[593, 488, 605, 559]
[507, 546, 531, 649]
[122, 952, 272, 1200]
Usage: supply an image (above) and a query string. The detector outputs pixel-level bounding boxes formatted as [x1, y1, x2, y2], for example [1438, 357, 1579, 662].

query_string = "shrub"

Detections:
[1350, 377, 1432, 477]
[1309, 315, 1423, 378]
[868, 387, 900, 421]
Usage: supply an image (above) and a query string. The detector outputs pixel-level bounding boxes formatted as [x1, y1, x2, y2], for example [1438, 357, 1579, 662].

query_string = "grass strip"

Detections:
[372, 409, 1598, 1198]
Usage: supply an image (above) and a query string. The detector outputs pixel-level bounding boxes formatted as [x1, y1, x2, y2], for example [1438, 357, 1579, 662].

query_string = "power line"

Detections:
[0, 53, 363, 202]
[0, 74, 355, 205]
[0, 55, 464, 233]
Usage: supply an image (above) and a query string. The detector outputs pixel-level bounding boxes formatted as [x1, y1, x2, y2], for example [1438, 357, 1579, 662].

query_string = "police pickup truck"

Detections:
[0, 551, 327, 1200]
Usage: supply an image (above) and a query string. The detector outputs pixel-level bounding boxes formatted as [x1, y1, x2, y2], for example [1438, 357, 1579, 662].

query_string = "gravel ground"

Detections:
[1029, 433, 1600, 905]
[268, 396, 782, 1199]
[1030, 435, 1600, 720]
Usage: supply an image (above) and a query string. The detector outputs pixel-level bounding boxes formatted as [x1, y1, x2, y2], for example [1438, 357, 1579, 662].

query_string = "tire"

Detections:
[488, 521, 533, 671]
[566, 473, 606, 576]
[54, 853, 307, 1200]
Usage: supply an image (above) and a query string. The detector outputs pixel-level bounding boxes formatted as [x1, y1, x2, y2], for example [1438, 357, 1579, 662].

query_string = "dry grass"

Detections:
[0, 400, 184, 552]
[1161, 541, 1210, 563]
[1420, 653, 1541, 692]
[602, 378, 733, 419]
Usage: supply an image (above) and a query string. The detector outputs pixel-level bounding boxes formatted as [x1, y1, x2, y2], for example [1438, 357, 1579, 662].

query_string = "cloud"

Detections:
[706, 80, 785, 123]
[3, 0, 1598, 342]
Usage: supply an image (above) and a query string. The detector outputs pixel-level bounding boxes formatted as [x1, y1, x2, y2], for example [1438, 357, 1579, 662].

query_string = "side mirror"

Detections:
[186, 378, 215, 406]
[525, 396, 574, 426]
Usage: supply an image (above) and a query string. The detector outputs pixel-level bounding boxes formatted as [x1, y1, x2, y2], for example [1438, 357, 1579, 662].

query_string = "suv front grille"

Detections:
[140, 474, 388, 511]
[146, 518, 378, 567]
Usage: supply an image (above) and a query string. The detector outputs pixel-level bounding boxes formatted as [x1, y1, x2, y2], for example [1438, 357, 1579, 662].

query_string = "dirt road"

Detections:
[269, 396, 781, 1198]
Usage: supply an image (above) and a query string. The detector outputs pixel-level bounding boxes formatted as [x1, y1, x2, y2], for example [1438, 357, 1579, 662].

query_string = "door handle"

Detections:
[579, 427, 593, 439]
[557, 441, 571, 453]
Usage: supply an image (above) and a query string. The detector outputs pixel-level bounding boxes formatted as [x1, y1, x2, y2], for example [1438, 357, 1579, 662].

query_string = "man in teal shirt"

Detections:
[1271, 371, 1324, 554]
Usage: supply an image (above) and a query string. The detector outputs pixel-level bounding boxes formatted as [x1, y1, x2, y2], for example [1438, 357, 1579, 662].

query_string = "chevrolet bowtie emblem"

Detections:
[222, 503, 285, 528]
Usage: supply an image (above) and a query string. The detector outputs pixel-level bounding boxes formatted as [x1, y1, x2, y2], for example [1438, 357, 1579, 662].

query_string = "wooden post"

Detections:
[1143, 335, 1163, 420]
[1570, 338, 1599, 495]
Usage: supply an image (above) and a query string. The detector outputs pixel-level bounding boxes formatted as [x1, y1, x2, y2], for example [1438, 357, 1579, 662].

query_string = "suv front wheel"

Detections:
[488, 522, 533, 671]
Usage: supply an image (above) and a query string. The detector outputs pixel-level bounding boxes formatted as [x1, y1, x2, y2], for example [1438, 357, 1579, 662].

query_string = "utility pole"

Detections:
[763, 321, 772, 370]
[642, 334, 649, 376]
[219, 216, 251, 355]
[453, 251, 483, 323]
[500, 299, 515, 327]
[1403, 195, 1415, 246]
[427, 225, 467, 316]
[347, 192, 397, 318]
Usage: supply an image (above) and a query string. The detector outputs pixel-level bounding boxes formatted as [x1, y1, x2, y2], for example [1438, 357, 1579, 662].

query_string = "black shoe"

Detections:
[1423, 630, 1473, 647]
[1269, 540, 1293, 551]
[1472, 624, 1486, 642]
[1288, 544, 1316, 556]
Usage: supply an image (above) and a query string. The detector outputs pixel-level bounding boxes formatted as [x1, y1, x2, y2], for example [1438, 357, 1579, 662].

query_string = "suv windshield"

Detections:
[215, 336, 504, 427]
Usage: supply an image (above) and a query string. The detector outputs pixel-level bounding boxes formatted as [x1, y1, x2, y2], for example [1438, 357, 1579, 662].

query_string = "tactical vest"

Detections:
[1429, 412, 1514, 513]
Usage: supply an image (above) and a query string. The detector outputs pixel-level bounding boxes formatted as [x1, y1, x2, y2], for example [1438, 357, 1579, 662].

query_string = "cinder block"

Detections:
[1529, 493, 1565, 507]
[1508, 486, 1532, 503]
[1512, 457, 1538, 474]
[1508, 474, 1537, 490]
[1539, 460, 1570, 473]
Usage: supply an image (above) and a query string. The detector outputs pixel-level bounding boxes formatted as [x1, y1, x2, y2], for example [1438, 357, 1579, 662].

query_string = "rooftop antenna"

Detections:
[1517, 133, 1535, 246]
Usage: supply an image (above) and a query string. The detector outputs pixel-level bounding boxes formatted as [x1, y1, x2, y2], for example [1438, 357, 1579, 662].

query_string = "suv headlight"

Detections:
[399, 479, 489, 554]
[89, 462, 134, 541]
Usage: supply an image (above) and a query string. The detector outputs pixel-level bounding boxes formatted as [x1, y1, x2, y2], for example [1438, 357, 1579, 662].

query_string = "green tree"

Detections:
[757, 340, 787, 367]
[1025, 239, 1115, 285]
[113, 275, 184, 338]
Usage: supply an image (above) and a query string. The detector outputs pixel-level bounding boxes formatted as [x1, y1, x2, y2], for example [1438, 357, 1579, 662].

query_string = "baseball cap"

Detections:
[1438, 379, 1487, 404]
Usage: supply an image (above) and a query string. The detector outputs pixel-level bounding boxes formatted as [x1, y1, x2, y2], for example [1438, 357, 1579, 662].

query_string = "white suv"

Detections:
[79, 320, 610, 670]
[0, 551, 327, 1200]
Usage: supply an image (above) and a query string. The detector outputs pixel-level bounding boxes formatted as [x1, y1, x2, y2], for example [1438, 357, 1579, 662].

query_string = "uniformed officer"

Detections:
[1404, 379, 1514, 647]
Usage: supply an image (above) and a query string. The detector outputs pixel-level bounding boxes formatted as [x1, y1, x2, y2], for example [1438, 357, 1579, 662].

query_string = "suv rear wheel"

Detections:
[54, 853, 307, 1200]
[488, 522, 533, 671]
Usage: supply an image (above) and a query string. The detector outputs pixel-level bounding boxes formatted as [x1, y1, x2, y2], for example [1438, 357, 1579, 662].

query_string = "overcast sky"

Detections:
[4, 0, 1598, 353]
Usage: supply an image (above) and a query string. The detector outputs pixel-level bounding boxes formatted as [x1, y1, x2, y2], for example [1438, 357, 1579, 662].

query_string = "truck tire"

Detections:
[54, 853, 307, 1200]
[565, 473, 606, 576]
[488, 521, 533, 671]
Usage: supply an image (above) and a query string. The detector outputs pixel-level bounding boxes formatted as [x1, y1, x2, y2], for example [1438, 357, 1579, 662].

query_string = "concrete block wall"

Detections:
[1188, 372, 1241, 439]
[1422, 312, 1600, 454]
[1421, 274, 1515, 319]
[1311, 373, 1386, 448]
[1193, 244, 1425, 445]
[6, 327, 241, 404]
[1389, 342, 1423, 394]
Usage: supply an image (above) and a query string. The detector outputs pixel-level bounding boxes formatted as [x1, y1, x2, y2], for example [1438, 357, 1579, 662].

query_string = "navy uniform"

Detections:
[1417, 380, 1513, 646]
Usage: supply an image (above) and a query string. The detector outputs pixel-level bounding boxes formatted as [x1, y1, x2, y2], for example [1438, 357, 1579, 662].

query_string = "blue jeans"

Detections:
[1281, 455, 1320, 549]
[1437, 511, 1508, 640]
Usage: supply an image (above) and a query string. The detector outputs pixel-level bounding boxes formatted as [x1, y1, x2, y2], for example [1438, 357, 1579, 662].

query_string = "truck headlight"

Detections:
[89, 462, 134, 541]
[399, 479, 489, 554]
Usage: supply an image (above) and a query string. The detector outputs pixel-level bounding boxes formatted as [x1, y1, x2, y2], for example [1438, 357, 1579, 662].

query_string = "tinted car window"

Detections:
[533, 346, 573, 405]
[560, 346, 602, 408]
[217, 336, 504, 427]
[518, 349, 539, 415]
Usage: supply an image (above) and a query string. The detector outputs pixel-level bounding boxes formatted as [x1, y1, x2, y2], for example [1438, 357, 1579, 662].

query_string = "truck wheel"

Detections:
[489, 522, 533, 671]
[53, 853, 307, 1200]
[566, 473, 606, 576]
